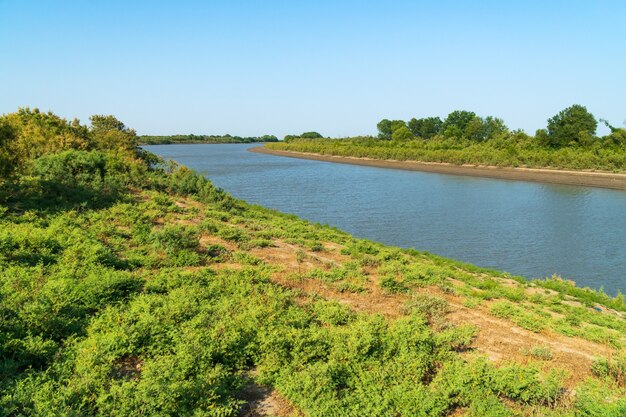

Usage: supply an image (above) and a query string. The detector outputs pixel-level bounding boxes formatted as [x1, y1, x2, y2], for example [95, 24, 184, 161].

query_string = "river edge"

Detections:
[250, 146, 626, 191]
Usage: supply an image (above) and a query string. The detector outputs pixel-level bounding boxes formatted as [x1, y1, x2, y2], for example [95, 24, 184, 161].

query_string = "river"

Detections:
[144, 143, 626, 295]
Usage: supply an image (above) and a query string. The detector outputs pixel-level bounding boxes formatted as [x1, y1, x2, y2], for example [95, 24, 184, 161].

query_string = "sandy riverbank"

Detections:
[249, 146, 626, 191]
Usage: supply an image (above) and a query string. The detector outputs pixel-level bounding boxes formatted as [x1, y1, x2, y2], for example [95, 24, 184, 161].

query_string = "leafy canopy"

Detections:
[546, 104, 597, 147]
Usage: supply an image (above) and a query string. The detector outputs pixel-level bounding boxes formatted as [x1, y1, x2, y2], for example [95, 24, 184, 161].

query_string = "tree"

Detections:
[89, 114, 128, 133]
[0, 108, 90, 176]
[377, 119, 393, 140]
[463, 117, 486, 141]
[408, 117, 442, 139]
[442, 110, 476, 134]
[482, 116, 508, 140]
[391, 125, 414, 141]
[463, 116, 509, 142]
[89, 114, 137, 152]
[376, 119, 408, 140]
[546, 105, 597, 147]
[300, 131, 323, 139]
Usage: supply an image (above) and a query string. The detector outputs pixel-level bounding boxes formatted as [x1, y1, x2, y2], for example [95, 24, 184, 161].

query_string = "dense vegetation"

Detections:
[284, 132, 324, 142]
[1, 108, 625, 416]
[266, 105, 626, 172]
[139, 134, 278, 145]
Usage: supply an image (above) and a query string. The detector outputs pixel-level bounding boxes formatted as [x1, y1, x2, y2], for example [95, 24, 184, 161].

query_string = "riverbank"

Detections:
[251, 146, 626, 191]
[5, 109, 626, 415]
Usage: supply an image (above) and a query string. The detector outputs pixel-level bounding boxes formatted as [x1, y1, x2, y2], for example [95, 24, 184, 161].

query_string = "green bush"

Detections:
[591, 356, 626, 386]
[151, 225, 199, 252]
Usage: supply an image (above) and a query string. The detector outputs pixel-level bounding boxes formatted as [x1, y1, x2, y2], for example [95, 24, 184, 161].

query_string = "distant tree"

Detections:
[391, 124, 414, 141]
[442, 110, 476, 134]
[482, 116, 508, 140]
[463, 116, 509, 142]
[408, 117, 442, 139]
[377, 119, 410, 140]
[463, 117, 487, 141]
[300, 131, 323, 139]
[546, 105, 597, 147]
[377, 119, 393, 140]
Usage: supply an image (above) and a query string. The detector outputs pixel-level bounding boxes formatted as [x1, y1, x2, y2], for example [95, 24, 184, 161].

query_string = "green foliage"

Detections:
[266, 105, 626, 172]
[546, 104, 598, 147]
[591, 355, 626, 386]
[404, 294, 449, 324]
[523, 346, 554, 361]
[379, 276, 408, 293]
[151, 225, 199, 252]
[489, 301, 546, 332]
[391, 124, 414, 141]
[0, 108, 90, 177]
[442, 110, 477, 136]
[2, 108, 626, 416]
[377, 119, 409, 140]
[408, 117, 442, 139]
[283, 132, 324, 142]
[300, 131, 323, 139]
[536, 276, 626, 312]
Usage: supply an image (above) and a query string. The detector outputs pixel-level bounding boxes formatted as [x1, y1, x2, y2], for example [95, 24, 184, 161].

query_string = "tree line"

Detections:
[284, 131, 324, 142]
[139, 133, 278, 145]
[376, 105, 625, 147]
[266, 105, 626, 172]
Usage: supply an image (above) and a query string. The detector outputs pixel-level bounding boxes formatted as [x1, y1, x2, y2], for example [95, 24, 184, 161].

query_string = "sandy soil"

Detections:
[250, 147, 626, 191]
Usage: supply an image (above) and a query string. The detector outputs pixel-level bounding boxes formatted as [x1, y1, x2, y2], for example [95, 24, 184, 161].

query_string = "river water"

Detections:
[144, 143, 626, 295]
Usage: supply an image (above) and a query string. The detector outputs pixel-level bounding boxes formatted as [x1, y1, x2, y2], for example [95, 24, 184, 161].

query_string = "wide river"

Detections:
[145, 143, 626, 295]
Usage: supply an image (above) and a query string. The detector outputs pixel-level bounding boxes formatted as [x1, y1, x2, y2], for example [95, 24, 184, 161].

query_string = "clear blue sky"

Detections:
[1, 0, 624, 137]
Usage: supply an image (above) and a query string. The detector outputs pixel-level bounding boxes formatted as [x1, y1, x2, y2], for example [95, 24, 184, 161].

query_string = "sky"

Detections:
[1, 0, 624, 137]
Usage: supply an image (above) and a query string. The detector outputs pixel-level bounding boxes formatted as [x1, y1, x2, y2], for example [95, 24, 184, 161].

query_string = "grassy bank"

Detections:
[265, 136, 626, 172]
[264, 106, 626, 173]
[1, 109, 625, 416]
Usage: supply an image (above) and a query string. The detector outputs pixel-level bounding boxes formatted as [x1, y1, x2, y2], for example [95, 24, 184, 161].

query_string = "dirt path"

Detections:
[238, 379, 302, 417]
[250, 146, 626, 191]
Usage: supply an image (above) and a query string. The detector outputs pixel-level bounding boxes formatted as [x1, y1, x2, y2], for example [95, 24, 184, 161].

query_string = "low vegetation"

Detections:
[266, 105, 626, 172]
[140, 134, 278, 145]
[1, 108, 625, 416]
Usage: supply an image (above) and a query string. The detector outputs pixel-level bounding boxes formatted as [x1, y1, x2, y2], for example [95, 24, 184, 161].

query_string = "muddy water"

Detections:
[145, 143, 626, 295]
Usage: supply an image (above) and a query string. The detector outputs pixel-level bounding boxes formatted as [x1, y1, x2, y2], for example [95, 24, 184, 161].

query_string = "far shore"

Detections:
[250, 146, 626, 191]
[140, 141, 275, 146]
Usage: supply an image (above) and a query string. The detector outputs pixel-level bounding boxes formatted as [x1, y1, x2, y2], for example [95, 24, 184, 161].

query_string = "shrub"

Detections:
[523, 345, 554, 361]
[379, 276, 408, 294]
[404, 294, 449, 324]
[151, 225, 199, 252]
[591, 356, 626, 386]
